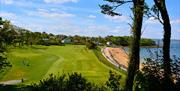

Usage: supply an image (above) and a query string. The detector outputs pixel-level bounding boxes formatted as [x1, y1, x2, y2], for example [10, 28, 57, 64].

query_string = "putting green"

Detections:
[0, 45, 125, 85]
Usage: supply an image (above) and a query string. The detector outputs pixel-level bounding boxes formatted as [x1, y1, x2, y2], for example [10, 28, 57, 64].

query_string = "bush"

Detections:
[0, 52, 12, 70]
[140, 39, 156, 46]
[65, 73, 91, 91]
[32, 72, 106, 91]
[86, 40, 96, 49]
[106, 70, 122, 91]
[133, 51, 180, 91]
[38, 39, 61, 46]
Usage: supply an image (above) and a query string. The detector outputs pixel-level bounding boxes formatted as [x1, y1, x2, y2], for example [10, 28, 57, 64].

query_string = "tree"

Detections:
[100, 0, 145, 91]
[146, 0, 173, 90]
[0, 18, 12, 70]
[105, 70, 122, 91]
[86, 40, 97, 49]
[32, 72, 106, 91]
[133, 51, 180, 91]
[153, 1, 173, 90]
[66, 73, 91, 91]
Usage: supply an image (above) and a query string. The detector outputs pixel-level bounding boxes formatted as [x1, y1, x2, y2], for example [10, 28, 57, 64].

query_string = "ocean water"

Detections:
[124, 40, 180, 62]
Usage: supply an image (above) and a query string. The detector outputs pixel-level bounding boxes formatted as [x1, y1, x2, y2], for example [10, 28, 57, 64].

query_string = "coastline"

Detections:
[102, 47, 129, 71]
[102, 47, 144, 71]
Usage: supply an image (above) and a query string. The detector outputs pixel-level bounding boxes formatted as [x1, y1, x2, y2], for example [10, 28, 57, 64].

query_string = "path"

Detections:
[0, 80, 22, 85]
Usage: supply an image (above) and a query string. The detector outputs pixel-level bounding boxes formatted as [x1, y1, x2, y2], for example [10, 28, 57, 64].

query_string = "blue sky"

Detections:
[0, 0, 180, 39]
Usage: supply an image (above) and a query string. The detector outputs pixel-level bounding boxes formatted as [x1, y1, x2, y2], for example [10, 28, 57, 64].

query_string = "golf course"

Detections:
[0, 45, 125, 85]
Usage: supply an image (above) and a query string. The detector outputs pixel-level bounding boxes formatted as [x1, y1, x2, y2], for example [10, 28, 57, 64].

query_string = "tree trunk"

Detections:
[125, 0, 144, 91]
[153, 0, 173, 90]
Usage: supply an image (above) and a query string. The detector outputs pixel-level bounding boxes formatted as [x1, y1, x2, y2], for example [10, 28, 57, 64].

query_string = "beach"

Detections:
[102, 47, 145, 70]
[102, 47, 129, 70]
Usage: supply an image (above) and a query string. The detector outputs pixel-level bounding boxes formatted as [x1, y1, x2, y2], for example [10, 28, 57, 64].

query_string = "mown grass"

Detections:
[0, 45, 126, 86]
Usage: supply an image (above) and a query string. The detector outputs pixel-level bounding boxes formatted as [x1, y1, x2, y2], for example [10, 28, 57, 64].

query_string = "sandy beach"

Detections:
[102, 47, 129, 70]
[102, 47, 144, 70]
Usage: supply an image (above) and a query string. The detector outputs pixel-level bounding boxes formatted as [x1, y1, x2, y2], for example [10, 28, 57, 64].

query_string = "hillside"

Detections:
[0, 45, 125, 85]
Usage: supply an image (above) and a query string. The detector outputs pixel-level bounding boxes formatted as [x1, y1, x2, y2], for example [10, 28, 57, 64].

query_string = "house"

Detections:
[61, 38, 72, 44]
[106, 41, 112, 46]
[95, 42, 102, 46]
[0, 25, 3, 29]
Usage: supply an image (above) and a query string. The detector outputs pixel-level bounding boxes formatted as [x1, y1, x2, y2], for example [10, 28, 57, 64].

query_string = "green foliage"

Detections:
[133, 58, 163, 91]
[0, 19, 12, 71]
[133, 51, 180, 91]
[104, 36, 155, 46]
[106, 70, 122, 91]
[0, 17, 3, 25]
[72, 35, 87, 45]
[66, 73, 91, 91]
[99, 0, 132, 16]
[0, 52, 12, 70]
[31, 71, 123, 91]
[32, 73, 106, 91]
[105, 36, 130, 46]
[86, 40, 97, 49]
[140, 39, 156, 46]
[32, 74, 66, 91]
[0, 17, 156, 47]
[40, 39, 61, 46]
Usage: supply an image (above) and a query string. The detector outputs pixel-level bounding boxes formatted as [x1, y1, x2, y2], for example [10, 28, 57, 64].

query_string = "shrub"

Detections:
[38, 39, 61, 46]
[86, 40, 96, 49]
[32, 72, 106, 91]
[106, 70, 122, 91]
[0, 52, 12, 70]
[133, 51, 180, 91]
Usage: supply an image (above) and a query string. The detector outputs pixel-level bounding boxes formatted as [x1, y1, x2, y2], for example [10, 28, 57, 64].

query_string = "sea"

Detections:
[124, 39, 180, 62]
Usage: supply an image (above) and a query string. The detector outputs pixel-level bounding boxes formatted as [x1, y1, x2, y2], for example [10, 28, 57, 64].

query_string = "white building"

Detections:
[106, 41, 112, 46]
[0, 25, 3, 29]
[61, 38, 71, 44]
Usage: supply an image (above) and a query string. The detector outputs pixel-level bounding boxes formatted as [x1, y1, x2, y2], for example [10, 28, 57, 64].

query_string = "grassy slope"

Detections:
[0, 45, 125, 85]
[93, 47, 127, 74]
[1, 46, 59, 84]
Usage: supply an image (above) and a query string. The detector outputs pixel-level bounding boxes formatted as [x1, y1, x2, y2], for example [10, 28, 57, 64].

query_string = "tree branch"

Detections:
[100, 0, 133, 16]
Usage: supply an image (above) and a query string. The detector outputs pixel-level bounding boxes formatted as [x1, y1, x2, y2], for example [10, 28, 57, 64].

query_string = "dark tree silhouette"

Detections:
[0, 17, 12, 70]
[100, 0, 145, 91]
[106, 70, 122, 91]
[146, 0, 173, 90]
[154, 0, 173, 90]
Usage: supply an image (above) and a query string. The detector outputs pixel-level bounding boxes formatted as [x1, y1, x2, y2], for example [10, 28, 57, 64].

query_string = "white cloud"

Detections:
[145, 17, 159, 24]
[88, 15, 96, 19]
[0, 12, 15, 17]
[44, 0, 79, 4]
[104, 15, 130, 23]
[146, 17, 180, 25]
[28, 9, 75, 18]
[0, 0, 13, 4]
[171, 19, 180, 25]
[0, 12, 17, 20]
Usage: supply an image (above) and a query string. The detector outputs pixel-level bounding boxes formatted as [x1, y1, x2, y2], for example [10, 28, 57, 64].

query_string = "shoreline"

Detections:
[102, 47, 143, 71]
[121, 45, 162, 48]
[102, 47, 129, 71]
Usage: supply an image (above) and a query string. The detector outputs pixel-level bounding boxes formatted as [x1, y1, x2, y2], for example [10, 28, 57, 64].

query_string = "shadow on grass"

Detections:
[0, 84, 32, 91]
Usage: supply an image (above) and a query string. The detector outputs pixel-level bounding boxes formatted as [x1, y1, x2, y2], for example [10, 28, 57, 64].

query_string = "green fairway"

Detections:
[0, 45, 125, 85]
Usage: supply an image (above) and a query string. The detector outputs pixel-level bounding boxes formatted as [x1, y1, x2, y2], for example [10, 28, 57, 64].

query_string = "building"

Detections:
[106, 41, 112, 46]
[61, 38, 72, 44]
[0, 25, 3, 29]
